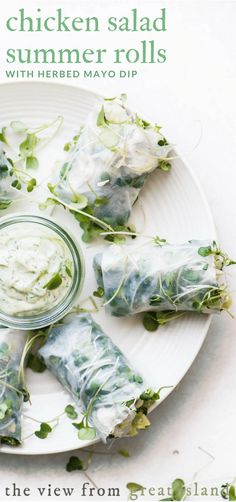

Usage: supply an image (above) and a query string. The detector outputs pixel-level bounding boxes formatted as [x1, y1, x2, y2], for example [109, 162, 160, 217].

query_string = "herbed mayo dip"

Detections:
[0, 222, 74, 317]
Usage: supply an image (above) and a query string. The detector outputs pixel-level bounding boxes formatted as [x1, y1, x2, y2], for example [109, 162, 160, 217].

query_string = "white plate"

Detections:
[0, 82, 216, 455]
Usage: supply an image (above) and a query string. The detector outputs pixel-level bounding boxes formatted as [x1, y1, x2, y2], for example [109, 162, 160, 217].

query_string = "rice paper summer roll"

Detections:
[39, 313, 162, 442]
[93, 240, 232, 318]
[49, 95, 172, 239]
[0, 328, 26, 446]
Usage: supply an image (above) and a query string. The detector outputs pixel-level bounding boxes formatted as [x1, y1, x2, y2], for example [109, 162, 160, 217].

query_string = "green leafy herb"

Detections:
[48, 182, 58, 196]
[159, 159, 171, 172]
[104, 97, 116, 101]
[26, 354, 46, 373]
[97, 106, 109, 127]
[35, 422, 52, 439]
[65, 405, 78, 420]
[19, 133, 38, 157]
[26, 178, 37, 193]
[72, 207, 104, 243]
[0, 117, 63, 206]
[143, 311, 184, 331]
[0, 200, 12, 210]
[72, 422, 96, 441]
[43, 272, 62, 291]
[198, 245, 212, 257]
[93, 287, 104, 298]
[153, 236, 167, 246]
[66, 456, 84, 472]
[26, 156, 39, 170]
[77, 427, 96, 440]
[135, 116, 150, 129]
[143, 312, 159, 331]
[0, 165, 9, 179]
[158, 137, 169, 146]
[197, 241, 236, 269]
[10, 121, 28, 133]
[39, 197, 60, 211]
[0, 127, 8, 145]
[64, 142, 72, 152]
[19, 386, 30, 403]
[11, 179, 22, 190]
[104, 225, 136, 244]
[0, 400, 12, 420]
[63, 129, 82, 153]
[94, 197, 108, 207]
[71, 193, 88, 207]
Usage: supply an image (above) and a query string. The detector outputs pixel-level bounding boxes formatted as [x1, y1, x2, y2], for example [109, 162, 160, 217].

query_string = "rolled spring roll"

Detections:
[51, 95, 172, 238]
[39, 313, 161, 442]
[93, 241, 232, 318]
[0, 329, 26, 446]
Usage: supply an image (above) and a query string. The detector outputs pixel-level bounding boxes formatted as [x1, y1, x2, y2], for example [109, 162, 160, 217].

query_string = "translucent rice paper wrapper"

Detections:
[0, 151, 19, 210]
[55, 95, 172, 227]
[39, 313, 153, 442]
[0, 328, 26, 446]
[93, 241, 229, 317]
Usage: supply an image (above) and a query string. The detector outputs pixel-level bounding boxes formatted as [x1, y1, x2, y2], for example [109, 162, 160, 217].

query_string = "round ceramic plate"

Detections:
[0, 82, 215, 455]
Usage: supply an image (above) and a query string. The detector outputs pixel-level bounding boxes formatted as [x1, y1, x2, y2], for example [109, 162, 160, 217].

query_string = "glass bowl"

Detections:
[0, 213, 84, 330]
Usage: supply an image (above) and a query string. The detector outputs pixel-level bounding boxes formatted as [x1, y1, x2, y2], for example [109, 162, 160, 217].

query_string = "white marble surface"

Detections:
[0, 0, 236, 500]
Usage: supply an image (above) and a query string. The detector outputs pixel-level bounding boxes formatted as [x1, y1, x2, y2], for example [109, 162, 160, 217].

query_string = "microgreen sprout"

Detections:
[153, 236, 167, 246]
[26, 353, 46, 374]
[66, 456, 84, 472]
[93, 287, 104, 298]
[34, 422, 52, 440]
[72, 422, 96, 441]
[0, 116, 63, 209]
[72, 375, 114, 441]
[65, 404, 78, 420]
[0, 127, 8, 145]
[143, 311, 185, 332]
[197, 241, 236, 270]
[23, 409, 66, 442]
[18, 331, 47, 401]
[63, 128, 83, 153]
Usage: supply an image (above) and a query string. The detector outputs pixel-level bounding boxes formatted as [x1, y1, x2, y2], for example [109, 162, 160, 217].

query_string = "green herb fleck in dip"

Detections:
[0, 222, 74, 317]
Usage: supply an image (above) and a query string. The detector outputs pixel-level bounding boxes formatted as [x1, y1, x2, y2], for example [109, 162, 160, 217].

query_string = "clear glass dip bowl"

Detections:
[0, 213, 84, 330]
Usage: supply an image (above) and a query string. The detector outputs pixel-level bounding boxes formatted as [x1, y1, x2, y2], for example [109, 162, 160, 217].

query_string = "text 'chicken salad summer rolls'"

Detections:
[39, 313, 164, 442]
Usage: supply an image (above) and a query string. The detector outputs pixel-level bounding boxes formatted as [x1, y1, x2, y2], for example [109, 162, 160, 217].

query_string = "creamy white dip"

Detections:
[0, 223, 73, 317]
